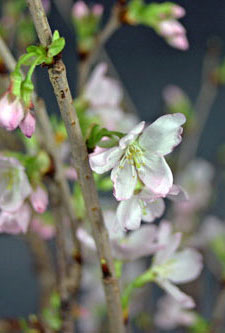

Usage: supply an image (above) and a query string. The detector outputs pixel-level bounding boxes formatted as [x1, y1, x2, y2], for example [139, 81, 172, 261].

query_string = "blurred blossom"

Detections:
[31, 218, 55, 240]
[90, 114, 186, 201]
[72, 1, 89, 19]
[92, 4, 104, 17]
[0, 203, 31, 234]
[163, 85, 189, 109]
[174, 159, 214, 214]
[151, 221, 203, 307]
[155, 295, 196, 330]
[85, 63, 122, 108]
[158, 19, 189, 50]
[171, 5, 186, 19]
[77, 210, 161, 261]
[0, 156, 31, 212]
[30, 186, 48, 214]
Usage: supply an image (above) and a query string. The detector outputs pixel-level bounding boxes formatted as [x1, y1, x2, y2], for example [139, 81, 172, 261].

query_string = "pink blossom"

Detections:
[163, 85, 188, 108]
[85, 63, 122, 108]
[19, 111, 36, 138]
[72, 1, 89, 19]
[0, 156, 32, 212]
[155, 295, 196, 329]
[168, 34, 189, 50]
[77, 210, 161, 261]
[90, 114, 186, 200]
[31, 218, 55, 240]
[0, 203, 31, 234]
[65, 167, 78, 181]
[0, 93, 24, 131]
[30, 186, 48, 213]
[42, 0, 51, 13]
[92, 4, 103, 17]
[151, 221, 203, 307]
[116, 185, 187, 230]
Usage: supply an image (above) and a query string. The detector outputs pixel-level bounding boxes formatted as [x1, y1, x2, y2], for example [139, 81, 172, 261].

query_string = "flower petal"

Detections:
[138, 154, 173, 196]
[119, 121, 145, 149]
[139, 113, 186, 156]
[167, 249, 203, 283]
[89, 146, 123, 174]
[111, 160, 137, 200]
[116, 196, 142, 230]
[113, 225, 160, 260]
[157, 279, 195, 308]
[142, 198, 165, 223]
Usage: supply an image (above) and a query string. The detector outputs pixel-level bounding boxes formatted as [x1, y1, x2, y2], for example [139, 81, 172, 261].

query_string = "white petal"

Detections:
[119, 121, 145, 149]
[157, 279, 195, 308]
[142, 198, 165, 222]
[77, 228, 96, 250]
[89, 146, 123, 174]
[167, 249, 203, 283]
[111, 160, 137, 200]
[138, 154, 173, 196]
[154, 232, 182, 265]
[139, 113, 186, 156]
[116, 196, 142, 230]
[113, 225, 160, 260]
[167, 185, 189, 202]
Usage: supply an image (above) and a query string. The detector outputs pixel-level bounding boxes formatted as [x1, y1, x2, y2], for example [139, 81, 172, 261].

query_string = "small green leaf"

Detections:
[26, 45, 46, 56]
[47, 37, 65, 57]
[52, 30, 60, 42]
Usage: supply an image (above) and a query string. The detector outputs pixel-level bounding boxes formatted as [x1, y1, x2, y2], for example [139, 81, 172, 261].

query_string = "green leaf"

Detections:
[52, 30, 60, 42]
[47, 37, 65, 57]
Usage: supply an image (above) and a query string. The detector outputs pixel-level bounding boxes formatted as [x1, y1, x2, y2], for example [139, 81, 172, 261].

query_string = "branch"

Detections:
[26, 1, 124, 332]
[77, 3, 121, 91]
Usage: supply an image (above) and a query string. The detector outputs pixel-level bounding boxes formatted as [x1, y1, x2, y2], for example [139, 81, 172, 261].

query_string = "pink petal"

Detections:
[116, 196, 142, 230]
[0, 204, 31, 234]
[167, 249, 203, 283]
[142, 198, 165, 223]
[111, 160, 137, 200]
[30, 186, 48, 213]
[89, 146, 123, 174]
[139, 113, 186, 156]
[19, 111, 36, 138]
[138, 154, 173, 196]
[157, 279, 195, 308]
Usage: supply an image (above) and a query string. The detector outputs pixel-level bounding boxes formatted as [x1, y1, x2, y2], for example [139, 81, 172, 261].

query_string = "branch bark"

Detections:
[26, 1, 124, 332]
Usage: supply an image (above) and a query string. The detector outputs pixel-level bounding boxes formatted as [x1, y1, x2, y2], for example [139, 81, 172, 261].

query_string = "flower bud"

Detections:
[30, 186, 49, 214]
[72, 1, 89, 19]
[171, 5, 186, 19]
[0, 93, 24, 131]
[92, 4, 104, 17]
[19, 111, 36, 138]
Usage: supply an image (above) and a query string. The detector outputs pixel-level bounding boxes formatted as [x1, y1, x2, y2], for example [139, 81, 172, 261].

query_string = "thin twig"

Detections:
[177, 41, 221, 170]
[26, 1, 125, 332]
[77, 3, 121, 92]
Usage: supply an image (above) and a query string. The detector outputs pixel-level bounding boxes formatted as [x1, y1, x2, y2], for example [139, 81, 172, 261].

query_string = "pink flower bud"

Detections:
[92, 4, 104, 17]
[171, 5, 186, 19]
[159, 20, 185, 37]
[0, 93, 24, 131]
[19, 111, 36, 138]
[30, 186, 49, 214]
[168, 35, 189, 50]
[72, 1, 89, 19]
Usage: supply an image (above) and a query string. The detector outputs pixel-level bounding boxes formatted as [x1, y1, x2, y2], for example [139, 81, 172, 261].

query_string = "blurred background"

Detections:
[0, 0, 225, 332]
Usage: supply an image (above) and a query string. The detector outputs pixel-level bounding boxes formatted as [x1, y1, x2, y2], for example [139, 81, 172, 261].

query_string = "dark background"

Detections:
[1, 0, 225, 331]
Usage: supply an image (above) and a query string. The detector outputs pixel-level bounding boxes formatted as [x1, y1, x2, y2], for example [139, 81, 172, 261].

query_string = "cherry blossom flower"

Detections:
[0, 93, 24, 131]
[0, 203, 31, 234]
[77, 210, 161, 261]
[31, 218, 55, 240]
[116, 185, 187, 230]
[30, 186, 49, 213]
[90, 113, 186, 200]
[158, 19, 189, 50]
[0, 156, 31, 212]
[155, 295, 196, 329]
[150, 221, 203, 307]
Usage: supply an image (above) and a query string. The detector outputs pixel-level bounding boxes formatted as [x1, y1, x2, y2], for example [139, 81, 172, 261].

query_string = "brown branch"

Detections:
[26, 1, 125, 332]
